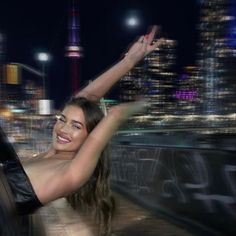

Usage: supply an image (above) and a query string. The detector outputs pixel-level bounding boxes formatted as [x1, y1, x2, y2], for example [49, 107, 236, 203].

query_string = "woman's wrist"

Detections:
[109, 101, 147, 122]
[121, 55, 137, 69]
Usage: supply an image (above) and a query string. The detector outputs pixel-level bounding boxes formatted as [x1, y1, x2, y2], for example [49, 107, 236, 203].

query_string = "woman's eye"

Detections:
[72, 124, 81, 130]
[59, 118, 66, 122]
[56, 116, 66, 123]
[56, 115, 65, 122]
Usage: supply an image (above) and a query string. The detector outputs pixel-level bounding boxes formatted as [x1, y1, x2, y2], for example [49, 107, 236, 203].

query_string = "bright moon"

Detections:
[126, 17, 139, 27]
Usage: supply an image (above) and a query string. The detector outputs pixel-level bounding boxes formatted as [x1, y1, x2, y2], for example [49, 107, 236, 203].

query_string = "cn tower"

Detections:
[65, 0, 82, 93]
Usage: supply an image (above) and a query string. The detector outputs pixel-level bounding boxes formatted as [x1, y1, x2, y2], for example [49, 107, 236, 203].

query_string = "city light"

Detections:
[35, 52, 51, 99]
[36, 52, 51, 62]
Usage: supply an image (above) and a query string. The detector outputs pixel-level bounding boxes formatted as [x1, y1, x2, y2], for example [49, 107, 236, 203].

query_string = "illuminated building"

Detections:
[119, 39, 177, 124]
[197, 0, 236, 115]
[65, 0, 83, 93]
[224, 0, 236, 114]
[119, 66, 144, 102]
[1, 64, 22, 101]
[145, 39, 177, 117]
[175, 66, 201, 115]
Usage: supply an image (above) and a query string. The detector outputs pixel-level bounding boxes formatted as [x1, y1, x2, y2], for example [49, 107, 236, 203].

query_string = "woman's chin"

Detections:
[53, 141, 69, 151]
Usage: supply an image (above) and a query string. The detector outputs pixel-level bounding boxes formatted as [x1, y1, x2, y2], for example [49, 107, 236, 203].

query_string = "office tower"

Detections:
[224, 0, 236, 114]
[197, 0, 236, 115]
[145, 39, 177, 116]
[119, 39, 177, 125]
[175, 66, 200, 115]
[0, 32, 22, 102]
[65, 0, 82, 93]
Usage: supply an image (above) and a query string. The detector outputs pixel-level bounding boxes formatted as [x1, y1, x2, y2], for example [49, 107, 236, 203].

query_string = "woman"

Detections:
[1, 26, 162, 235]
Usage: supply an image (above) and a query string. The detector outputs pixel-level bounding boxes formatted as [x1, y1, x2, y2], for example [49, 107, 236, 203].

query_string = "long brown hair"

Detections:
[65, 97, 115, 236]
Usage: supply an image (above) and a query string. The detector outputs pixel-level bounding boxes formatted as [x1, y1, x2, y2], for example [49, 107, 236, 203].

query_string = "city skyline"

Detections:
[0, 0, 199, 106]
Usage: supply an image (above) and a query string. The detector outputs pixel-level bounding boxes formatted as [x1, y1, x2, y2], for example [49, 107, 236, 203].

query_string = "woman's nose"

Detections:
[59, 123, 71, 133]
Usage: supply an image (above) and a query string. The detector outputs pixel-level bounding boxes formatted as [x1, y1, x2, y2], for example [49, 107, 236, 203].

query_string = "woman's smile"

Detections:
[56, 132, 71, 144]
[52, 105, 88, 152]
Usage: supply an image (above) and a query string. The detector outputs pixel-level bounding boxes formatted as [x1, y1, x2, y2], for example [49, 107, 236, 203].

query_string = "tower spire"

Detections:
[65, 0, 82, 93]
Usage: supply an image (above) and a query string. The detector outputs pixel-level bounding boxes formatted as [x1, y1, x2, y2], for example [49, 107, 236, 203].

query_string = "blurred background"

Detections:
[0, 0, 236, 235]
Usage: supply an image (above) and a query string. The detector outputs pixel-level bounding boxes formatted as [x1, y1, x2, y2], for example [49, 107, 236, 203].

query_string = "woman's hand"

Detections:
[75, 25, 164, 101]
[124, 25, 163, 66]
[109, 100, 149, 122]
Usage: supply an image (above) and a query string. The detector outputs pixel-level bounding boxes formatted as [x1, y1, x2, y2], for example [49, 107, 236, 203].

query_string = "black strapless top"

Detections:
[0, 126, 42, 215]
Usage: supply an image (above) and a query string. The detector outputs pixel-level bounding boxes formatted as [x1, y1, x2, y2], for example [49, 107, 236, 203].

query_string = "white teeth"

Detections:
[57, 135, 70, 143]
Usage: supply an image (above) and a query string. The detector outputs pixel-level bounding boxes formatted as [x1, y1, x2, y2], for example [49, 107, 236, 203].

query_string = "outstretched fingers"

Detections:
[138, 35, 144, 43]
[146, 25, 159, 44]
[143, 25, 162, 54]
[141, 35, 148, 51]
[150, 37, 165, 51]
[124, 25, 163, 61]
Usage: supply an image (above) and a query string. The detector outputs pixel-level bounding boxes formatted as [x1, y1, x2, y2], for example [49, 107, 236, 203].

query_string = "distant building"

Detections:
[119, 39, 177, 125]
[175, 66, 201, 115]
[197, 0, 236, 115]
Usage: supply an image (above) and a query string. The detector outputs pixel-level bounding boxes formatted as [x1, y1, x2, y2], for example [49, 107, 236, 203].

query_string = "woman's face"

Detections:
[52, 105, 88, 153]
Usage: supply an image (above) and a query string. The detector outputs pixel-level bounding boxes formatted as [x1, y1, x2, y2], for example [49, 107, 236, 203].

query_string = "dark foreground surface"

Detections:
[110, 131, 236, 236]
[8, 127, 236, 235]
[36, 192, 194, 236]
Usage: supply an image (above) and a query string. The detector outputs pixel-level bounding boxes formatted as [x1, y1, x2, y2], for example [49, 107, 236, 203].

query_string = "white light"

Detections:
[37, 52, 50, 62]
[126, 17, 139, 27]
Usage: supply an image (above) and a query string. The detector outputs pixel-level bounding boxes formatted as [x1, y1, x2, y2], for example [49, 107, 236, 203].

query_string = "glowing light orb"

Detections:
[36, 52, 51, 62]
[126, 16, 139, 27]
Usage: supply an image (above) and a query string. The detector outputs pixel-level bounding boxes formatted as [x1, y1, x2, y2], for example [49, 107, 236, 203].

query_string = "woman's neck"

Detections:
[54, 151, 76, 160]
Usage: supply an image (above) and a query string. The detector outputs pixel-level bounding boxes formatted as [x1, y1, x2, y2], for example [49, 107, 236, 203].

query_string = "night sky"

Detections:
[0, 0, 199, 107]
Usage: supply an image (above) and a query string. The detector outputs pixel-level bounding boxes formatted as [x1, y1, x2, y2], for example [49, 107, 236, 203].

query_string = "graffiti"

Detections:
[111, 144, 236, 235]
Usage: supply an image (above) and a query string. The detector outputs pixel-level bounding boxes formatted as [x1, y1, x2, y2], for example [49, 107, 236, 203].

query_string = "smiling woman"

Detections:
[53, 103, 89, 152]
[0, 26, 162, 235]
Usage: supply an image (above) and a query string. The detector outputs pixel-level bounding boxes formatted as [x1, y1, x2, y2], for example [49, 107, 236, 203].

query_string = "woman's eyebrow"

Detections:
[61, 114, 85, 127]
[72, 120, 84, 127]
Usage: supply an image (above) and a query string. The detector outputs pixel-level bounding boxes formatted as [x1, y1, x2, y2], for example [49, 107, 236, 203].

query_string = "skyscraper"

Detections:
[197, 0, 236, 115]
[175, 66, 200, 115]
[119, 39, 177, 126]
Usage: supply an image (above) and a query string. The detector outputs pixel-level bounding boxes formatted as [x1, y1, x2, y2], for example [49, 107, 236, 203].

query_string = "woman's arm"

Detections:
[66, 101, 146, 189]
[76, 26, 162, 101]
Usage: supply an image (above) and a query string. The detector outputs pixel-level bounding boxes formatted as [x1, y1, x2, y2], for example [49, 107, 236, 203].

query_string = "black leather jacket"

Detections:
[0, 127, 42, 215]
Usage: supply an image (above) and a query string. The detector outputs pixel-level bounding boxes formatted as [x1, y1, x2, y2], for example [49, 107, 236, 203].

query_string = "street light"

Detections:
[35, 52, 51, 98]
[35, 52, 53, 115]
[36, 52, 50, 62]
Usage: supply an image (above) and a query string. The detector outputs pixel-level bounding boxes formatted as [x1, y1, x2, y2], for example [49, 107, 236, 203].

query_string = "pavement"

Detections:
[36, 192, 194, 236]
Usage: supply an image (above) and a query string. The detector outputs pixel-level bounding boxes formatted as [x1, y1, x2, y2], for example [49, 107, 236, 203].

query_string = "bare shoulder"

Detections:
[24, 156, 75, 204]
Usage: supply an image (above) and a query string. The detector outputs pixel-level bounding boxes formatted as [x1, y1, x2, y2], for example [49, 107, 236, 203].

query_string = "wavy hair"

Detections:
[65, 97, 115, 236]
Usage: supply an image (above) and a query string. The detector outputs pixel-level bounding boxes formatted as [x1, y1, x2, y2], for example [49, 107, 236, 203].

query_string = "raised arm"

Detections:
[67, 101, 146, 189]
[76, 26, 162, 101]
